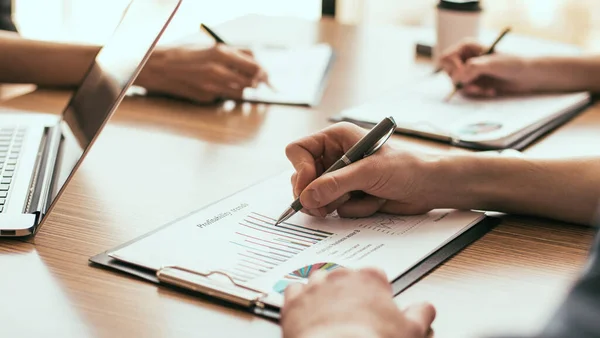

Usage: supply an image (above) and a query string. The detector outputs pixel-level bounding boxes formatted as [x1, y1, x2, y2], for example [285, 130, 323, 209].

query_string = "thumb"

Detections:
[239, 48, 255, 57]
[403, 302, 436, 337]
[458, 54, 504, 85]
[299, 161, 371, 209]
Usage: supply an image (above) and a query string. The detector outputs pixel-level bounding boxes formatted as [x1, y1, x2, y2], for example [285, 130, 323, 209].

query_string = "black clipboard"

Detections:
[90, 206, 499, 321]
[331, 98, 591, 151]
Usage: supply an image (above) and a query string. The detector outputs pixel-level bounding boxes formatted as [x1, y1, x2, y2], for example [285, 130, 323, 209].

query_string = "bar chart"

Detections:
[222, 212, 334, 283]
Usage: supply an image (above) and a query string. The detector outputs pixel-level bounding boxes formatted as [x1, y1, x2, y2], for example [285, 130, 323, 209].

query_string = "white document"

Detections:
[242, 44, 333, 106]
[109, 171, 484, 307]
[337, 73, 590, 148]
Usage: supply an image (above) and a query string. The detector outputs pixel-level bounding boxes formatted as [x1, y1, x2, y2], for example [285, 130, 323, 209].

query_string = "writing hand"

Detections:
[138, 44, 269, 103]
[439, 40, 538, 97]
[285, 122, 441, 218]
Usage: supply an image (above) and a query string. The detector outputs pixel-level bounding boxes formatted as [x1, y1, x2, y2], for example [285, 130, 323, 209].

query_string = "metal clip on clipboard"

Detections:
[156, 266, 269, 309]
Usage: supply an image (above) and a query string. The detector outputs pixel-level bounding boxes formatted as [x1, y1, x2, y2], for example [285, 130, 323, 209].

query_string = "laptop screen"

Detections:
[45, 0, 181, 210]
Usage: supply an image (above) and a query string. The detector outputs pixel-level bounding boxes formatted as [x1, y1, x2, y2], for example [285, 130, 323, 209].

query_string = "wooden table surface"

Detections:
[0, 15, 598, 338]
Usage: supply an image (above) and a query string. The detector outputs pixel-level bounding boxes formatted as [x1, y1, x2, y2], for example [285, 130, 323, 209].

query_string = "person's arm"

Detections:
[0, 31, 268, 103]
[526, 56, 600, 93]
[0, 31, 98, 86]
[439, 41, 600, 96]
[432, 154, 600, 225]
[286, 123, 600, 226]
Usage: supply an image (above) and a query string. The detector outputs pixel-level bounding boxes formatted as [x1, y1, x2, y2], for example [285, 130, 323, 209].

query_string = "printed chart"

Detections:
[272, 262, 343, 294]
[222, 212, 334, 283]
[358, 214, 430, 236]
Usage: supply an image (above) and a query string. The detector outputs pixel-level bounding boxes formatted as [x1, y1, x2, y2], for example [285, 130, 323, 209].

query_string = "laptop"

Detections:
[0, 0, 182, 237]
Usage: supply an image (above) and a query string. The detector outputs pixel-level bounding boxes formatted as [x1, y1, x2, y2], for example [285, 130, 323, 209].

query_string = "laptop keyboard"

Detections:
[0, 127, 25, 213]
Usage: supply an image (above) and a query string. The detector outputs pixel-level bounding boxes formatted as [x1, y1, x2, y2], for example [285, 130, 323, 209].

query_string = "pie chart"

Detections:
[273, 262, 343, 294]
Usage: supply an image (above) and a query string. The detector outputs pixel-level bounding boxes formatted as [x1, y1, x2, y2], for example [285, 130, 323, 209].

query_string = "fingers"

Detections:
[207, 63, 254, 89]
[255, 69, 270, 88]
[285, 136, 323, 197]
[336, 195, 387, 218]
[454, 54, 520, 89]
[440, 40, 486, 79]
[403, 302, 437, 337]
[236, 48, 270, 86]
[324, 193, 352, 215]
[199, 82, 244, 101]
[458, 55, 497, 84]
[284, 282, 304, 303]
[212, 44, 263, 78]
[239, 48, 254, 57]
[308, 270, 329, 284]
[461, 84, 496, 97]
[286, 122, 369, 203]
[291, 172, 299, 198]
[299, 160, 373, 209]
[358, 267, 390, 290]
[440, 54, 463, 78]
[441, 40, 486, 62]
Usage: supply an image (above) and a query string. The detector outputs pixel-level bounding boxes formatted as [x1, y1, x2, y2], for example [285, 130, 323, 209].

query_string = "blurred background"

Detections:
[9, 0, 600, 51]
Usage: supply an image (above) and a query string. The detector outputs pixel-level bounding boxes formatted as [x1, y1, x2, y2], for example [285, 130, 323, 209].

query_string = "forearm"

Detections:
[0, 31, 99, 87]
[527, 55, 600, 93]
[296, 325, 381, 338]
[433, 154, 600, 225]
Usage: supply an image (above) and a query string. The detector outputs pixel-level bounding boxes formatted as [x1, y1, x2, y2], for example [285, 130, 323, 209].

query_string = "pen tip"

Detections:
[444, 90, 456, 102]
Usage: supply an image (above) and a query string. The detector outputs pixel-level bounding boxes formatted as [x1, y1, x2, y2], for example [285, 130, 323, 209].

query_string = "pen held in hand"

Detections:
[200, 23, 227, 44]
[274, 117, 398, 226]
[445, 26, 511, 102]
[444, 82, 463, 102]
[201, 23, 275, 92]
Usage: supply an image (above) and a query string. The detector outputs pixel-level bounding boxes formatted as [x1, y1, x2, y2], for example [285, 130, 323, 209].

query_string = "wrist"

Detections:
[502, 55, 563, 93]
[136, 47, 169, 91]
[523, 57, 559, 92]
[425, 153, 531, 211]
[525, 56, 594, 92]
[299, 325, 382, 338]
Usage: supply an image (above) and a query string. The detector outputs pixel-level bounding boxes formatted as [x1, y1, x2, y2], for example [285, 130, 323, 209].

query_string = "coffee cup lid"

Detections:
[438, 0, 482, 12]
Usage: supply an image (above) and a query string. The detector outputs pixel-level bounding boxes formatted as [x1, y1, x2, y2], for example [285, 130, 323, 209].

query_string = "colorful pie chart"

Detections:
[459, 121, 502, 135]
[273, 262, 343, 294]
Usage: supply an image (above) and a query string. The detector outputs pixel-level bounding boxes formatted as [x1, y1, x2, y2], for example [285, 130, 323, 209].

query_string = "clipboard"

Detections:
[332, 99, 591, 151]
[331, 95, 592, 151]
[90, 212, 499, 321]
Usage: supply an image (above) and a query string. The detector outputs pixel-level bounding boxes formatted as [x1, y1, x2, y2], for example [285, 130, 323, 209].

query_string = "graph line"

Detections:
[228, 212, 337, 283]
[236, 232, 303, 251]
[251, 212, 334, 235]
[243, 220, 322, 242]
[274, 238, 311, 248]
[239, 223, 317, 244]
[247, 214, 329, 239]
[239, 258, 273, 270]
[230, 241, 293, 259]
[244, 250, 287, 263]
[238, 253, 278, 266]
[244, 239, 299, 255]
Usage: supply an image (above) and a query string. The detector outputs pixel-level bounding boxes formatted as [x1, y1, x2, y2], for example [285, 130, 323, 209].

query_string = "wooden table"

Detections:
[0, 15, 598, 338]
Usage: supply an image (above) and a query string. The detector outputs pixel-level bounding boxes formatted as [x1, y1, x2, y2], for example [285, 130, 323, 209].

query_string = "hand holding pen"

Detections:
[201, 24, 274, 91]
[276, 118, 397, 225]
[439, 27, 513, 101]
